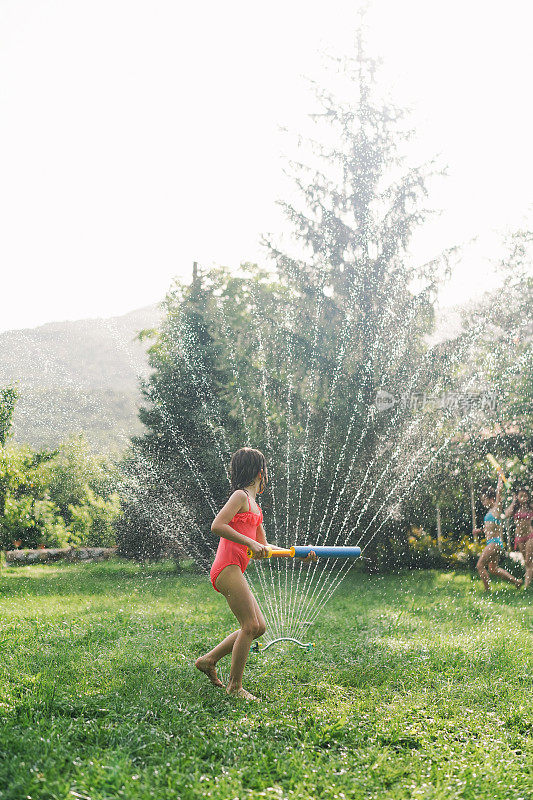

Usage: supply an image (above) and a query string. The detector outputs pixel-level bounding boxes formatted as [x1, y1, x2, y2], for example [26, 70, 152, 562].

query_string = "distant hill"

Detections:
[0, 305, 161, 451]
[1, 299, 470, 453]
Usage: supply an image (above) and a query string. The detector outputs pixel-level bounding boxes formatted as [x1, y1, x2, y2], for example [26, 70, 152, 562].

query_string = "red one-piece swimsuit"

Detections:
[210, 492, 263, 592]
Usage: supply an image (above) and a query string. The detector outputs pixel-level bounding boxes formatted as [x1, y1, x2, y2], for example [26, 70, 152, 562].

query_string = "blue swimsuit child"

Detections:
[484, 511, 504, 549]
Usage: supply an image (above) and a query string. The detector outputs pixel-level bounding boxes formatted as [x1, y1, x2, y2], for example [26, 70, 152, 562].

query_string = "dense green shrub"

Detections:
[68, 489, 120, 547]
[0, 435, 120, 550]
[405, 525, 524, 580]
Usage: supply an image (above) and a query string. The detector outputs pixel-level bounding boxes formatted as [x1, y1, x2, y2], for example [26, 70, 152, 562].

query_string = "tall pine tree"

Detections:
[116, 265, 244, 563]
[262, 28, 453, 566]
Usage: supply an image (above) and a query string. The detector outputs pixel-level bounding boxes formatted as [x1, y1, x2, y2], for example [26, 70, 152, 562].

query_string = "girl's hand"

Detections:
[249, 541, 269, 559]
[473, 528, 482, 536]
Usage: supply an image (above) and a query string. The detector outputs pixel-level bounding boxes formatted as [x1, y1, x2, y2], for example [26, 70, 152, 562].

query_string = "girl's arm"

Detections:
[211, 491, 267, 555]
[495, 475, 504, 515]
[256, 523, 268, 547]
[504, 495, 518, 518]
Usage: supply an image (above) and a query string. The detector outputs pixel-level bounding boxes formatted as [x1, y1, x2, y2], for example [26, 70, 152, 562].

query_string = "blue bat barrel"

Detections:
[293, 545, 361, 559]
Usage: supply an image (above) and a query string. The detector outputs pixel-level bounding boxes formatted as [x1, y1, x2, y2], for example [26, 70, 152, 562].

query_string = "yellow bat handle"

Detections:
[270, 547, 295, 558]
[247, 546, 295, 559]
[486, 454, 509, 484]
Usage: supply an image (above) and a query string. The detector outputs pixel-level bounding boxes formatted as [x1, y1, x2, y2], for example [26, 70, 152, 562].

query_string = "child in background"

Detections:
[505, 487, 533, 589]
[474, 476, 523, 592]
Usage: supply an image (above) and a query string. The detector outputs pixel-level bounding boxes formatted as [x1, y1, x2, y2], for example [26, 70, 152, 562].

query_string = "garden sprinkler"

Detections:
[251, 639, 315, 653]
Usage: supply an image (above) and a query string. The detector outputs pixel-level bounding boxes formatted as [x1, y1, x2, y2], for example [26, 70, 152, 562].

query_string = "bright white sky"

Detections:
[1, 0, 532, 333]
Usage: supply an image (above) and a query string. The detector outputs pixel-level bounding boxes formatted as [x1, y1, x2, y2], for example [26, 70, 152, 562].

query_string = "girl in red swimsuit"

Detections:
[505, 487, 533, 589]
[195, 447, 314, 700]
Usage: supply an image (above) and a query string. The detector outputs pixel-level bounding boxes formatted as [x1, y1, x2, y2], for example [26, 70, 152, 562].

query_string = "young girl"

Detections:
[505, 487, 533, 589]
[195, 447, 314, 700]
[474, 476, 523, 592]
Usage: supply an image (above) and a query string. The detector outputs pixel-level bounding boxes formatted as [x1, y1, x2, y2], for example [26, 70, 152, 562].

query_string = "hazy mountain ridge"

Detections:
[1, 305, 161, 450]
[1, 302, 464, 452]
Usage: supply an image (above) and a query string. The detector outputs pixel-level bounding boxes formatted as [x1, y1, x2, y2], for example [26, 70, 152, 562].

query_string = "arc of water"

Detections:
[285, 324, 352, 633]
[284, 370, 294, 635]
[104, 319, 223, 510]
[164, 313, 234, 484]
[272, 275, 299, 637]
[288, 298, 427, 634]
[311, 286, 452, 552]
[286, 278, 329, 635]
[312, 297, 419, 542]
[298, 430, 461, 634]
[353, 324, 498, 547]
[303, 402, 483, 625]
[273, 282, 316, 637]
[290, 330, 496, 642]
[285, 356, 320, 635]
[286, 284, 425, 629]
[293, 401, 457, 640]
[296, 373, 500, 632]
[247, 264, 331, 639]
[290, 309, 494, 636]
[292, 269, 329, 541]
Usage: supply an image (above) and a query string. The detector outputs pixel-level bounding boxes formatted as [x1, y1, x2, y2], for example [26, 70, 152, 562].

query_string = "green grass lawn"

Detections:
[0, 561, 531, 800]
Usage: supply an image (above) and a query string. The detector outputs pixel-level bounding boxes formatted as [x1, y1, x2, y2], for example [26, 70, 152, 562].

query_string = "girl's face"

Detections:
[517, 490, 529, 505]
[481, 494, 493, 508]
[257, 467, 268, 494]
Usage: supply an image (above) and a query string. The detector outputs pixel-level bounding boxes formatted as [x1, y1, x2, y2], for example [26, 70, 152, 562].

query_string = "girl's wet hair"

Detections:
[480, 486, 496, 500]
[230, 448, 267, 491]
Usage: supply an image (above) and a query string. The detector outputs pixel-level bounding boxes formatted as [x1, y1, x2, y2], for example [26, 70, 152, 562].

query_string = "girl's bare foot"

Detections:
[195, 656, 224, 687]
[226, 686, 260, 701]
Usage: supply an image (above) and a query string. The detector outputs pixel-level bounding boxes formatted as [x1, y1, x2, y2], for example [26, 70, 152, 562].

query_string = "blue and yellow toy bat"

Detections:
[247, 545, 361, 559]
[486, 454, 509, 485]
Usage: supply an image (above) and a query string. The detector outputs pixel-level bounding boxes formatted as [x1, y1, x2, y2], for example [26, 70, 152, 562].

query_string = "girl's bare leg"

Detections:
[196, 630, 240, 686]
[486, 554, 523, 588]
[214, 565, 266, 698]
[524, 539, 533, 589]
[477, 544, 498, 591]
[196, 585, 267, 688]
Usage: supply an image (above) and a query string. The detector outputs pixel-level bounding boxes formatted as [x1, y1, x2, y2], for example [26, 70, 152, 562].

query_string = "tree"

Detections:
[115, 265, 246, 563]
[0, 385, 19, 447]
[402, 229, 532, 552]
[260, 28, 454, 565]
[465, 228, 533, 440]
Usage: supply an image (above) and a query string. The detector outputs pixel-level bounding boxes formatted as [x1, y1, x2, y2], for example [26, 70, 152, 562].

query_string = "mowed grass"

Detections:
[0, 562, 531, 800]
